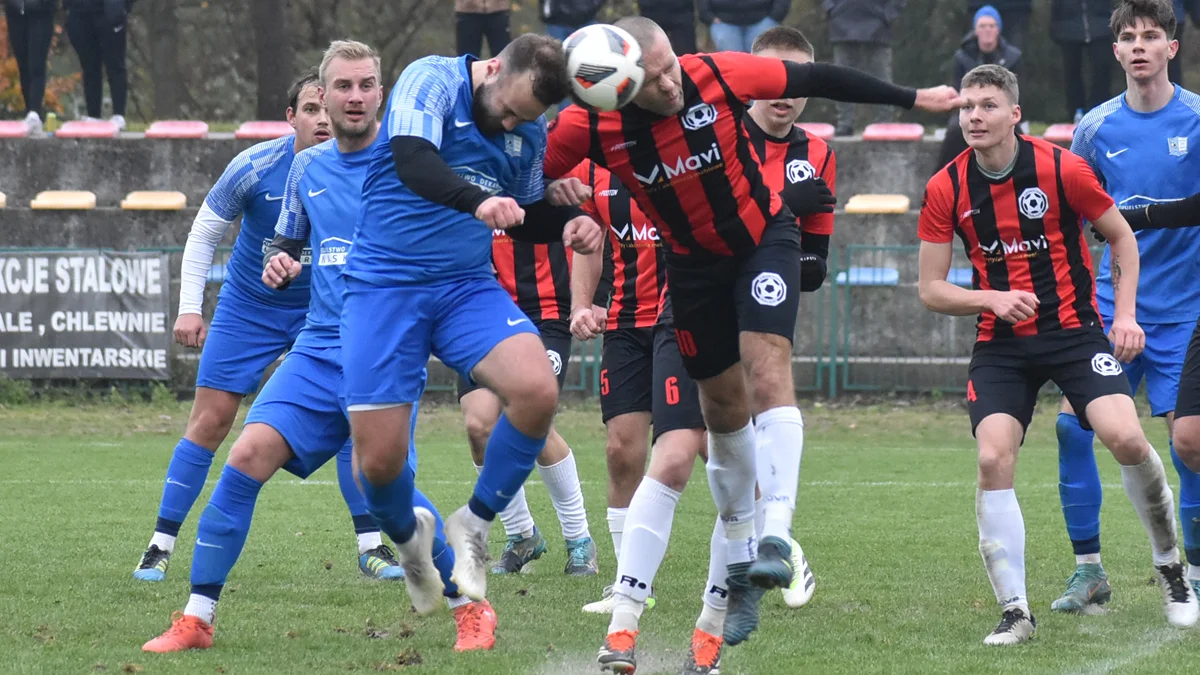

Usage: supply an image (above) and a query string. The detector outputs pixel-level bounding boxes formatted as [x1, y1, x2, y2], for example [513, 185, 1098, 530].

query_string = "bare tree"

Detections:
[251, 0, 296, 119]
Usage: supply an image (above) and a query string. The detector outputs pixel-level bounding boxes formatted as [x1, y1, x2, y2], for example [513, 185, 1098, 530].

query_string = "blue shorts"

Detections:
[245, 344, 419, 478]
[196, 284, 308, 395]
[340, 276, 539, 407]
[1103, 315, 1193, 417]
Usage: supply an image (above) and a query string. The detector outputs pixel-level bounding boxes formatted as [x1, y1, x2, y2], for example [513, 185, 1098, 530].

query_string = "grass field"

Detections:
[1, 398, 1197, 674]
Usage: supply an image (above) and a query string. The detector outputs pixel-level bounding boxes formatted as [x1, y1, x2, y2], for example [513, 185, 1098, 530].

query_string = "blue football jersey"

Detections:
[205, 136, 312, 307]
[1073, 85, 1200, 324]
[275, 139, 371, 349]
[346, 55, 547, 285]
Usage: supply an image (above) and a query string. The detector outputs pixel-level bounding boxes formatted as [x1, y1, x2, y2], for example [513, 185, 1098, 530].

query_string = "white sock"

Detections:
[755, 406, 804, 542]
[1189, 564, 1200, 581]
[608, 507, 628, 560]
[1119, 449, 1180, 566]
[446, 594, 474, 610]
[608, 593, 644, 633]
[706, 423, 758, 564]
[614, 478, 680, 603]
[696, 602, 725, 637]
[357, 531, 383, 555]
[476, 464, 534, 537]
[1076, 553, 1101, 565]
[703, 517, 729, 612]
[184, 593, 217, 625]
[149, 531, 177, 553]
[976, 489, 1027, 608]
[754, 497, 765, 539]
[538, 451, 590, 540]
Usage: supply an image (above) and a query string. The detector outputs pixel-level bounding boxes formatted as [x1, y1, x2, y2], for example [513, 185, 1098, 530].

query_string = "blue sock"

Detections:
[469, 414, 546, 522]
[357, 465, 417, 545]
[336, 445, 377, 533]
[413, 488, 460, 597]
[1169, 440, 1200, 566]
[156, 438, 216, 536]
[189, 464, 263, 601]
[1056, 412, 1102, 556]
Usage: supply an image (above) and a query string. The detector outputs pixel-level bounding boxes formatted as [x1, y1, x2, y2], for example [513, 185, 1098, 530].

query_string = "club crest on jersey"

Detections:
[681, 103, 718, 131]
[318, 237, 351, 266]
[786, 159, 816, 184]
[504, 133, 523, 157]
[1017, 187, 1048, 220]
[1168, 136, 1189, 157]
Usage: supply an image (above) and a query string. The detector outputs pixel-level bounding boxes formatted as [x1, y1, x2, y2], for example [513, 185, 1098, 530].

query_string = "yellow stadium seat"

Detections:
[121, 191, 187, 210]
[30, 190, 97, 210]
[844, 194, 910, 214]
[0, 192, 6, 208]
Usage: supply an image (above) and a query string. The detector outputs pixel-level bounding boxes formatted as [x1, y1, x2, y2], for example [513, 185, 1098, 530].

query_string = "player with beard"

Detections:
[133, 69, 404, 584]
[544, 16, 961, 653]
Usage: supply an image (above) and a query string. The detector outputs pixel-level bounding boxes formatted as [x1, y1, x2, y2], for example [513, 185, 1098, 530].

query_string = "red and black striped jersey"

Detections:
[566, 160, 666, 330]
[492, 230, 573, 322]
[745, 117, 837, 237]
[918, 135, 1114, 342]
[545, 52, 798, 259]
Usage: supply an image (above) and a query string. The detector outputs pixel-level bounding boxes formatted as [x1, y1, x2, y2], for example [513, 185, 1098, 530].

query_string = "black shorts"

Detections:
[600, 327, 654, 422]
[967, 327, 1132, 437]
[1176, 319, 1200, 420]
[652, 322, 706, 442]
[665, 215, 803, 380]
[456, 319, 573, 399]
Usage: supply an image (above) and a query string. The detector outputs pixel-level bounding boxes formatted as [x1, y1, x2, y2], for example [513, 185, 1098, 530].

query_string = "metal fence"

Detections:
[0, 244, 1113, 397]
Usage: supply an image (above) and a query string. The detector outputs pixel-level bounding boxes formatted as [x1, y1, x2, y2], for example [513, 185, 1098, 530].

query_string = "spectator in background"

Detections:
[5, 0, 57, 136]
[455, 0, 511, 58]
[937, 5, 1022, 169]
[1168, 0, 1186, 84]
[698, 0, 790, 53]
[824, 0, 906, 136]
[1051, 0, 1116, 122]
[541, 0, 606, 41]
[65, 0, 129, 130]
[968, 0, 1031, 48]
[638, 0, 697, 54]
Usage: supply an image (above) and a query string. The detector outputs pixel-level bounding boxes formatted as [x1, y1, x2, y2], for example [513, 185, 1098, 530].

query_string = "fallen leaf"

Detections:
[848, 423, 857, 429]
[546, 644, 555, 653]
[93, 665, 107, 672]
[395, 648, 423, 666]
[159, 415, 172, 420]
[398, 624, 415, 638]
[334, 626, 348, 634]
[295, 531, 304, 536]
[324, 560, 333, 570]
[285, 630, 297, 639]
[516, 588, 529, 596]
[367, 628, 390, 639]
[216, 669, 226, 674]
[122, 665, 143, 674]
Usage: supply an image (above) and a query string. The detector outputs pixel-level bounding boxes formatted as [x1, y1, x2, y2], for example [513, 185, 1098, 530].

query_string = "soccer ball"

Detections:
[563, 24, 645, 112]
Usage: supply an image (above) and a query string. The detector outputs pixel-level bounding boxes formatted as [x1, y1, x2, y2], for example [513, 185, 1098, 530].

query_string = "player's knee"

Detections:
[357, 450, 405, 485]
[605, 439, 643, 484]
[226, 427, 287, 483]
[1173, 430, 1200, 472]
[976, 444, 1015, 483]
[510, 375, 560, 424]
[1100, 426, 1150, 465]
[186, 399, 239, 448]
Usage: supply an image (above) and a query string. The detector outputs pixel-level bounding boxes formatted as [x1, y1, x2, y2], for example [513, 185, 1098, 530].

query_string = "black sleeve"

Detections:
[594, 235, 615, 307]
[390, 136, 491, 216]
[798, 232, 830, 292]
[504, 200, 587, 244]
[1125, 192, 1200, 231]
[781, 61, 917, 109]
[800, 232, 830, 260]
[262, 233, 305, 291]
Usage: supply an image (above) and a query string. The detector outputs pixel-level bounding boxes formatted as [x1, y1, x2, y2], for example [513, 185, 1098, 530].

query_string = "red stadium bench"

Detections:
[795, 122, 835, 140]
[56, 120, 120, 138]
[861, 123, 925, 141]
[235, 121, 295, 140]
[146, 120, 210, 139]
[1043, 123, 1076, 143]
[0, 120, 29, 138]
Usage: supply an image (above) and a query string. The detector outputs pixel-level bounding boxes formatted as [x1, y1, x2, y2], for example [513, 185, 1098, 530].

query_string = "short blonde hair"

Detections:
[961, 64, 1019, 104]
[319, 40, 381, 86]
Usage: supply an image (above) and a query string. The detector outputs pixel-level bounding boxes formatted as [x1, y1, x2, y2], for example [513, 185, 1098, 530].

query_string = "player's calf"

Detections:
[739, 331, 797, 414]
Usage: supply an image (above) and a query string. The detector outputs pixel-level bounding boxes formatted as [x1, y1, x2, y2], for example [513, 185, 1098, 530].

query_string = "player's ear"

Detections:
[318, 86, 327, 105]
[1168, 39, 1179, 60]
[286, 107, 296, 127]
[1011, 103, 1022, 125]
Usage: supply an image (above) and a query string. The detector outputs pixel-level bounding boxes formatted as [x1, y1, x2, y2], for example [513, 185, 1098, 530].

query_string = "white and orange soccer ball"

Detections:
[563, 24, 645, 112]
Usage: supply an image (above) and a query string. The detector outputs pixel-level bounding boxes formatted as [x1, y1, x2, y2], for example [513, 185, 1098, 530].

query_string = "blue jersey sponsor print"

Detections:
[1073, 85, 1200, 324]
[347, 55, 548, 285]
[274, 139, 371, 350]
[205, 135, 312, 307]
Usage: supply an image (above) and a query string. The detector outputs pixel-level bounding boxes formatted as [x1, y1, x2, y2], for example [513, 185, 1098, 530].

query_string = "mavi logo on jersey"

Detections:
[609, 222, 659, 244]
[979, 235, 1048, 261]
[318, 237, 352, 266]
[632, 143, 723, 187]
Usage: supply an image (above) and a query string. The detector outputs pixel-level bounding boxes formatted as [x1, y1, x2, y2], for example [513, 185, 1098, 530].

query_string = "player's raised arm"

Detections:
[1114, 192, 1200, 232]
[709, 50, 962, 114]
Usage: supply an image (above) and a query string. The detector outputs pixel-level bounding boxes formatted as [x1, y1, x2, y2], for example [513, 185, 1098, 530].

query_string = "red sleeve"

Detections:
[544, 105, 592, 180]
[917, 172, 956, 244]
[1061, 151, 1115, 223]
[801, 145, 836, 236]
[704, 52, 789, 103]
